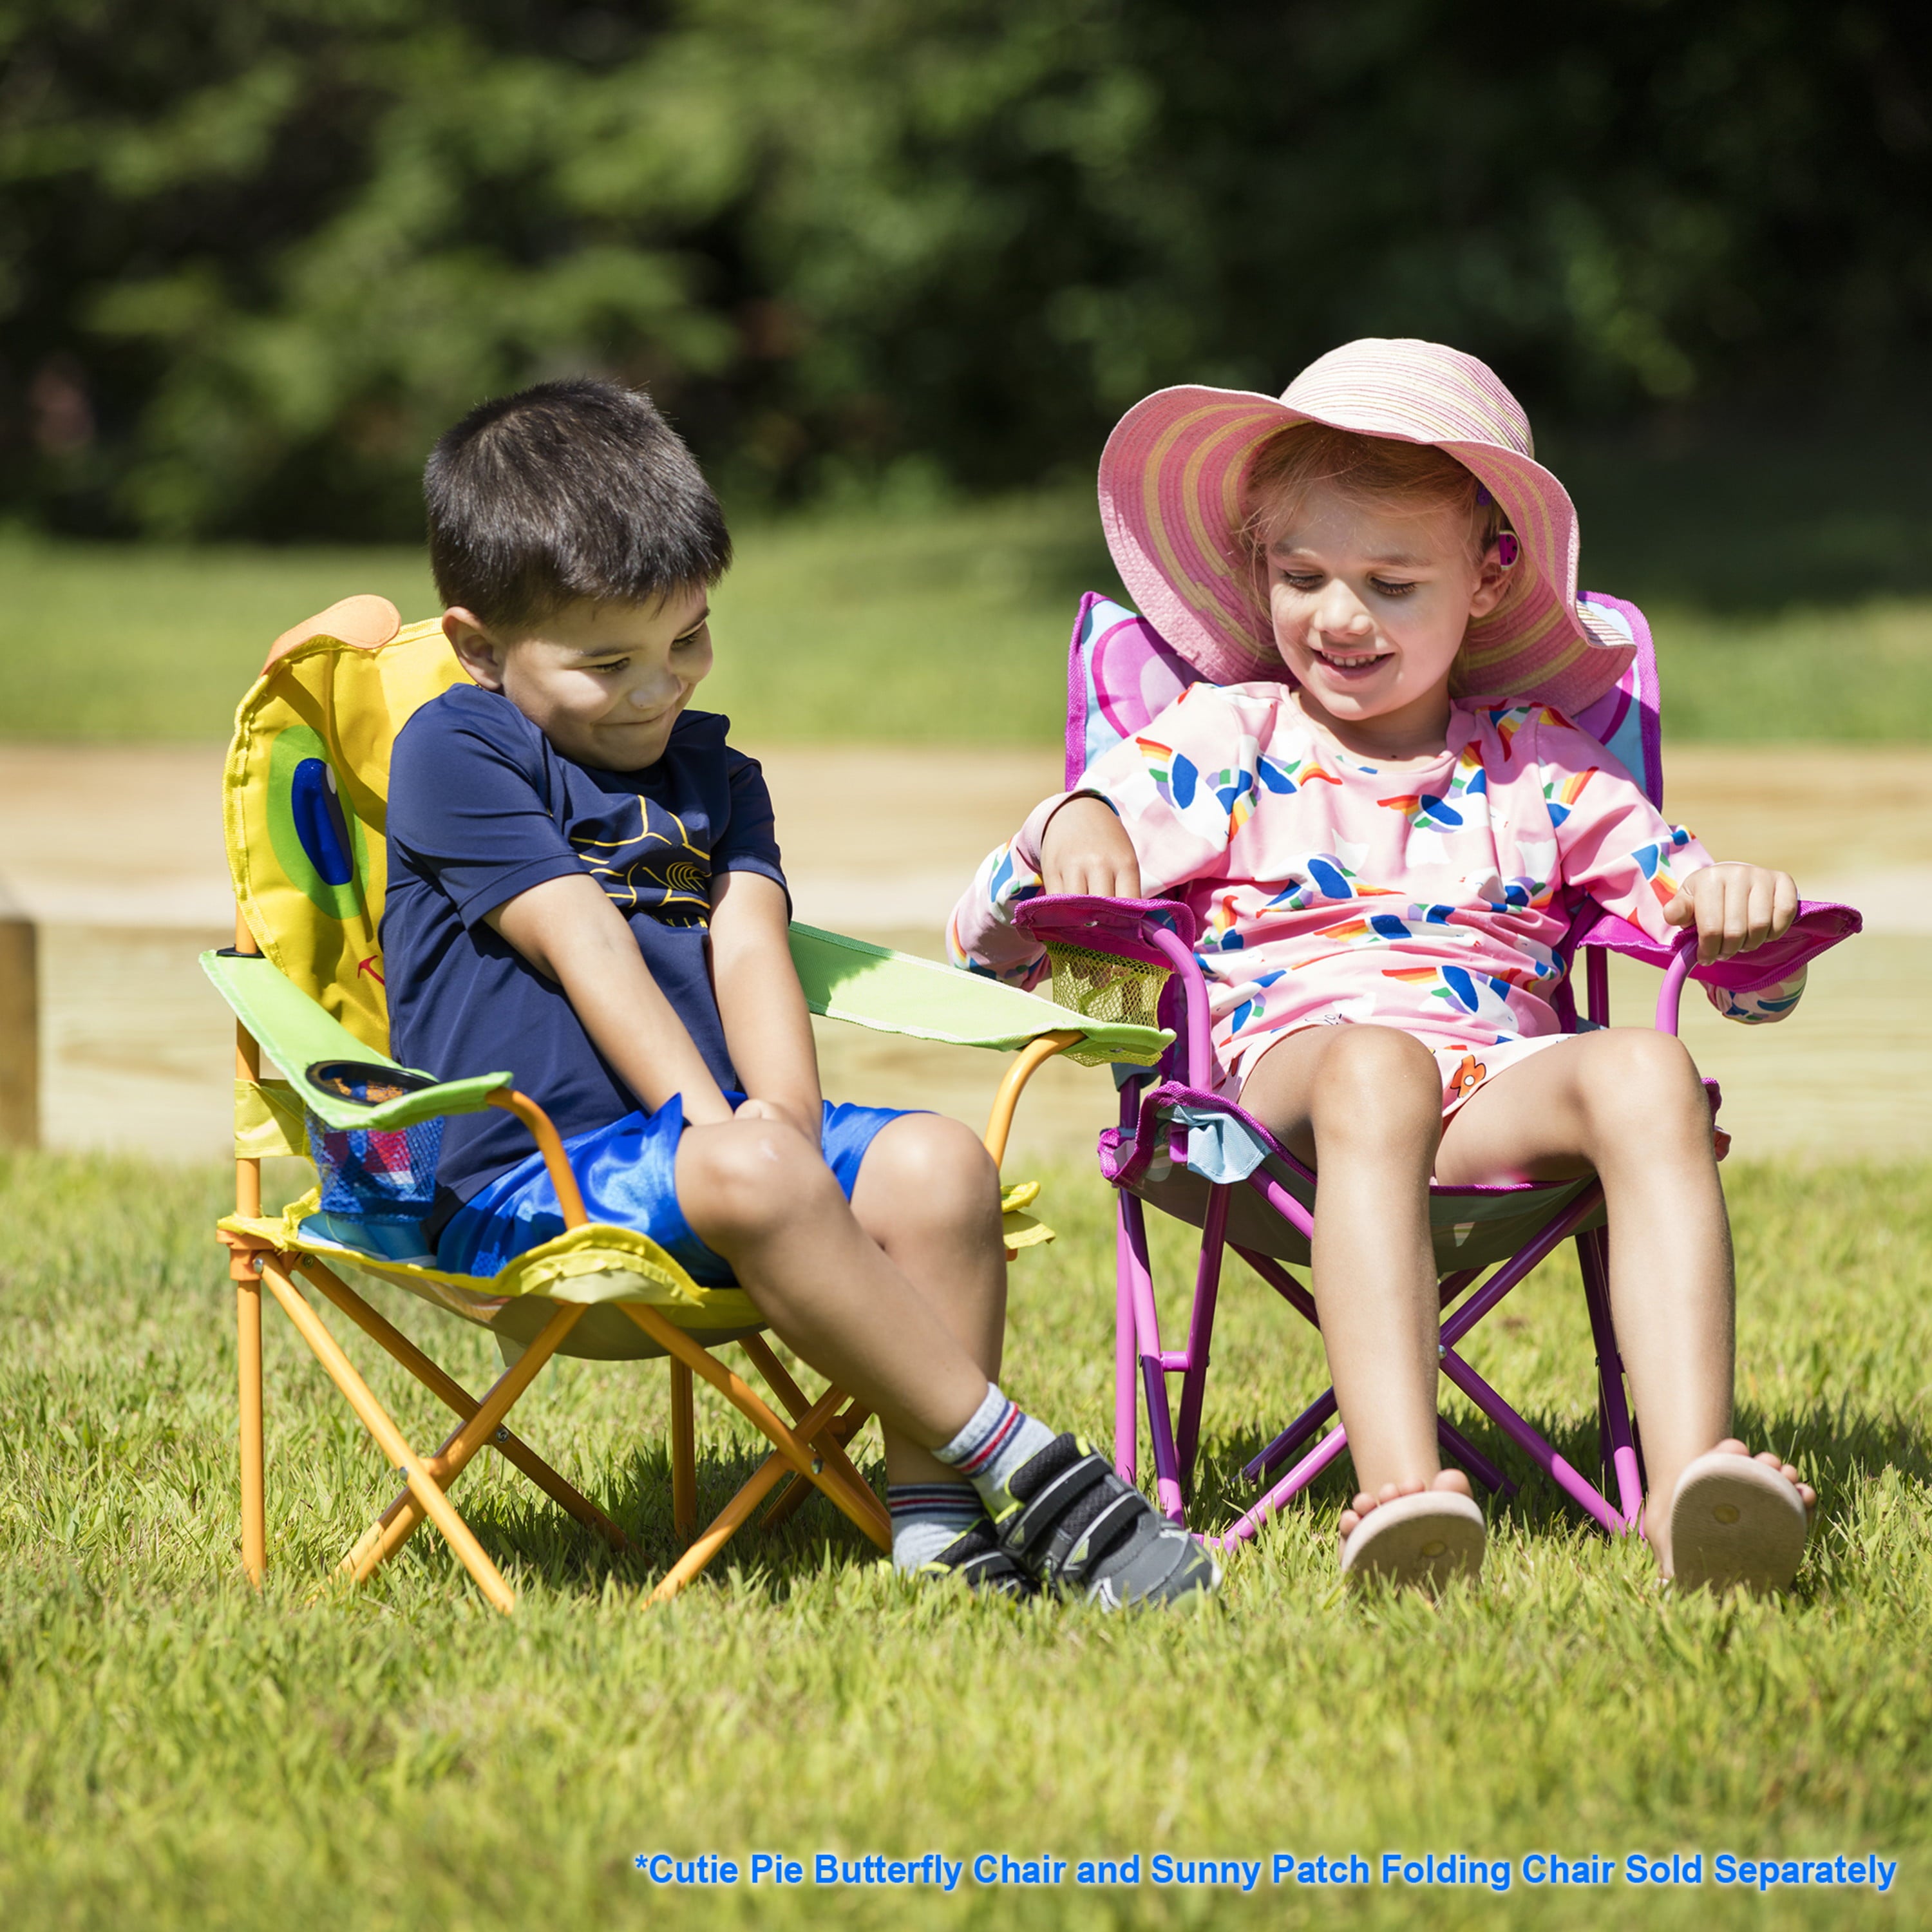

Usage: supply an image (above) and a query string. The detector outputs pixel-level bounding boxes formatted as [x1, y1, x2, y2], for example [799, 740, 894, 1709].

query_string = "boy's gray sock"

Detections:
[932, 1383, 1057, 1521]
[886, 1482, 986, 1572]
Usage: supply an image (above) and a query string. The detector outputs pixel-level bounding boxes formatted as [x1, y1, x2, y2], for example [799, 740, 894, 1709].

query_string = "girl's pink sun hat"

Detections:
[1097, 336, 1634, 715]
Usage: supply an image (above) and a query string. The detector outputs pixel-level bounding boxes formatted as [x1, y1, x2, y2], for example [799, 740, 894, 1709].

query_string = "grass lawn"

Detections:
[2, 1149, 1928, 1929]
[3, 500, 1930, 746]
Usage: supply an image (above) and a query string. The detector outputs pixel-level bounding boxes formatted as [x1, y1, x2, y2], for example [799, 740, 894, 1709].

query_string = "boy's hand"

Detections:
[1664, 862, 1798, 964]
[732, 1094, 822, 1146]
[1039, 795, 1142, 898]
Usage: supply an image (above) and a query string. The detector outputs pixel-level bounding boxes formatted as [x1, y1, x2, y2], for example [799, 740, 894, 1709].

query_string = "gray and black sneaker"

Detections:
[990, 1434, 1221, 1611]
[914, 1520, 1036, 1598]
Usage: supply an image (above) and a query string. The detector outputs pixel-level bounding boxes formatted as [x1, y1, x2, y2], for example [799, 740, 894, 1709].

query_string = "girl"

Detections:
[952, 337, 1821, 1594]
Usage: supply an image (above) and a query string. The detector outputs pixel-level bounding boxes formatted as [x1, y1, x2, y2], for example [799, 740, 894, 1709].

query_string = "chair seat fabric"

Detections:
[1101, 1077, 1607, 1273]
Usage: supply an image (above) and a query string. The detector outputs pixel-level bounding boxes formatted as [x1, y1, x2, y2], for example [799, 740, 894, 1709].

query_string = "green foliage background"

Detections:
[5, 0, 1930, 540]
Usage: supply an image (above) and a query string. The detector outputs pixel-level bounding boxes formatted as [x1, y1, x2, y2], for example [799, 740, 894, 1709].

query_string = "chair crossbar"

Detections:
[759, 1401, 870, 1535]
[737, 1334, 891, 1542]
[344, 1298, 589, 1583]
[1435, 1417, 1517, 1497]
[1437, 1344, 1622, 1536]
[294, 1255, 630, 1551]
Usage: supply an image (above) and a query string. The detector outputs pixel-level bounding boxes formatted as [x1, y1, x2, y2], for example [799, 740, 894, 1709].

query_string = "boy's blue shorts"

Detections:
[434, 1093, 915, 1284]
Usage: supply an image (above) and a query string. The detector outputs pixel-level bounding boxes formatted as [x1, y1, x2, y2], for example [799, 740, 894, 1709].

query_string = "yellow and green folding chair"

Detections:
[207, 596, 1169, 1613]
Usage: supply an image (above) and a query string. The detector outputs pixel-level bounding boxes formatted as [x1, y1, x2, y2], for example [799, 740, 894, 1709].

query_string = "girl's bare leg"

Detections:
[674, 1115, 998, 1455]
[847, 1115, 1009, 1485]
[1239, 1025, 1473, 1531]
[1436, 1028, 1814, 1571]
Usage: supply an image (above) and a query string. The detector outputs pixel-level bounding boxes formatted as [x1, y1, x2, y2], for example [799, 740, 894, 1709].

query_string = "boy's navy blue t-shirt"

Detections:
[383, 684, 786, 1215]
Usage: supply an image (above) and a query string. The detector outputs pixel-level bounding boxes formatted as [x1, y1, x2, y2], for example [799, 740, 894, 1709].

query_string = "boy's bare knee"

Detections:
[860, 1115, 1001, 1228]
[1310, 1025, 1440, 1141]
[679, 1117, 838, 1244]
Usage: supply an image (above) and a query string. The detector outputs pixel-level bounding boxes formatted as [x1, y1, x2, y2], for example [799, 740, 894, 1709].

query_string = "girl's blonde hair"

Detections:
[1238, 422, 1511, 565]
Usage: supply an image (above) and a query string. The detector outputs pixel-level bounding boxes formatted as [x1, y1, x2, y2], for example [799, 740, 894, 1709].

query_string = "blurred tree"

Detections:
[0, 0, 1927, 536]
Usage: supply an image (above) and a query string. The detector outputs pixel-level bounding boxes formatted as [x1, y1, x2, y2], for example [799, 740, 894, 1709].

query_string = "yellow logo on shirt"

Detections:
[572, 799, 712, 917]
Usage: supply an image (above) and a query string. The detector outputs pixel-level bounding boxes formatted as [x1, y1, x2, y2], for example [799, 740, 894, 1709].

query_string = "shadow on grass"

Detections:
[415, 1436, 888, 1605]
[1186, 1399, 1932, 1561]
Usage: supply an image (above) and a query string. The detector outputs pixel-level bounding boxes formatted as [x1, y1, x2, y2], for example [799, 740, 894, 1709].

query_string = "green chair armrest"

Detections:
[201, 951, 511, 1130]
[787, 922, 1171, 1066]
[205, 920, 1170, 1137]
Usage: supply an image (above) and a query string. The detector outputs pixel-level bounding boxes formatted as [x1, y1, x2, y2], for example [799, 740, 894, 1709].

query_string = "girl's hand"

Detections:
[1039, 795, 1143, 898]
[1664, 862, 1798, 964]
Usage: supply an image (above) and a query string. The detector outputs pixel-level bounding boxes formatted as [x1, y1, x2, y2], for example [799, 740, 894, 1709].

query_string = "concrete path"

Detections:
[1, 741, 1925, 1165]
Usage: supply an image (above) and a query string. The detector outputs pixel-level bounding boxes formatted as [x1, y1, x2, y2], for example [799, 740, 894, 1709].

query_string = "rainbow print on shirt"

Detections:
[1202, 764, 1257, 836]
[1256, 750, 1341, 795]
[1321, 911, 1417, 947]
[1628, 826, 1696, 907]
[1487, 703, 1566, 757]
[1447, 744, 1490, 802]
[1263, 850, 1403, 912]
[1542, 766, 1598, 829]
[1377, 791, 1466, 833]
[1200, 889, 1245, 950]
[1224, 969, 1289, 1034]
[1137, 736, 1197, 811]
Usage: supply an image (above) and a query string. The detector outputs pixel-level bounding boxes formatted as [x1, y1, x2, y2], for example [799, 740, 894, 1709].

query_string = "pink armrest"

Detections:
[1013, 893, 1200, 963]
[1575, 900, 1862, 993]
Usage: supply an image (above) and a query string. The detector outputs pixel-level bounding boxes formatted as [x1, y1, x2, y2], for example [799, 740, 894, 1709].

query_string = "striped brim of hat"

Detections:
[1097, 337, 1633, 715]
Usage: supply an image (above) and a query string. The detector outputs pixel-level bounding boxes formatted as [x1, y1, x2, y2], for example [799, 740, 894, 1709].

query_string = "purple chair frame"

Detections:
[1024, 591, 1862, 1550]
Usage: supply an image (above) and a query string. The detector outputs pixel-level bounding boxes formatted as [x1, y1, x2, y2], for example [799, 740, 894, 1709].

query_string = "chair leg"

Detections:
[1173, 1186, 1229, 1497]
[232, 1012, 267, 1589]
[1243, 1388, 1338, 1488]
[1437, 1343, 1622, 1537]
[344, 1300, 587, 1584]
[614, 1304, 889, 1551]
[1119, 1192, 1185, 1522]
[650, 1384, 848, 1603]
[1113, 1201, 1140, 1483]
[670, 1360, 697, 1544]
[257, 1258, 517, 1615]
[1577, 1227, 1643, 1530]
[237, 1274, 266, 1587]
[296, 1258, 629, 1553]
[1216, 1419, 1352, 1550]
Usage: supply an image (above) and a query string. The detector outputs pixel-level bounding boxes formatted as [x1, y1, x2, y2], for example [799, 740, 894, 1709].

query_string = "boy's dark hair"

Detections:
[425, 379, 732, 634]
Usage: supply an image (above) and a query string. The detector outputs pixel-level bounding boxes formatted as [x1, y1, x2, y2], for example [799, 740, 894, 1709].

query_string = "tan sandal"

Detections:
[1340, 1490, 1485, 1593]
[1668, 1452, 1810, 1596]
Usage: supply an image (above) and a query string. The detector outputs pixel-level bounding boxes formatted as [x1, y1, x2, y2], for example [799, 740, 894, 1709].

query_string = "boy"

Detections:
[383, 378, 1218, 1610]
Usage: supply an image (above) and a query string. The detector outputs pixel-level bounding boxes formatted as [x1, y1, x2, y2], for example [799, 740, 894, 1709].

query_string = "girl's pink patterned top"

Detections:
[950, 685, 1796, 1093]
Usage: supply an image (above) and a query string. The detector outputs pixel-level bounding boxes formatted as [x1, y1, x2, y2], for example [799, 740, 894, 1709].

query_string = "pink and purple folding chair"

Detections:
[1014, 591, 1861, 1549]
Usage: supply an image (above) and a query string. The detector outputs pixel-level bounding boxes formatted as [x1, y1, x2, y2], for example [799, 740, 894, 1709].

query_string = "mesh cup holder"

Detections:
[1043, 941, 1171, 1066]
[303, 1059, 446, 1224]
